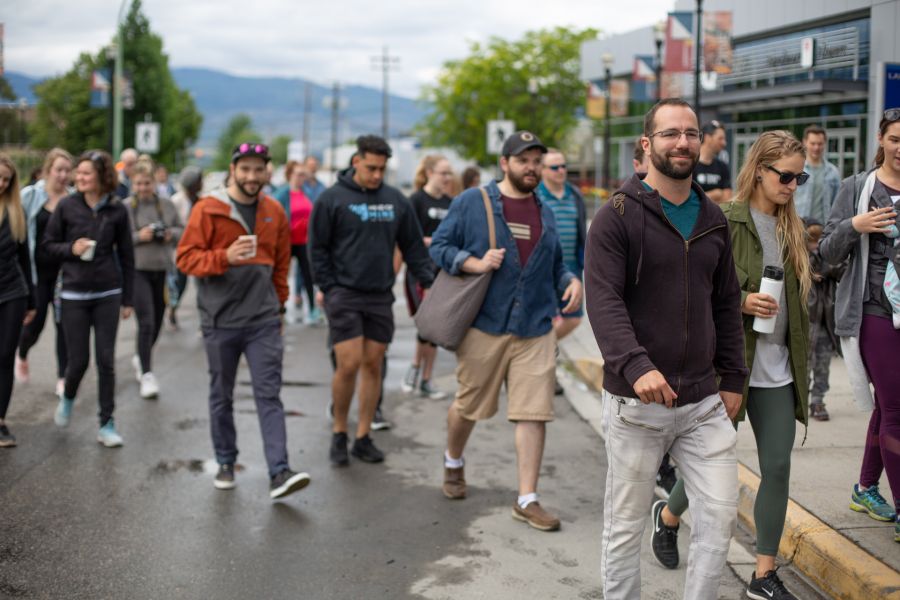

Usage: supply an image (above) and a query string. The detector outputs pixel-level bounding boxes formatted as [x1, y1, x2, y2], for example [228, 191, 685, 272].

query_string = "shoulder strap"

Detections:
[480, 187, 496, 250]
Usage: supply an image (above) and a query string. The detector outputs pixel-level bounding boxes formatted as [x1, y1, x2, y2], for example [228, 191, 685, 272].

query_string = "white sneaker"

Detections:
[131, 355, 142, 382]
[140, 372, 159, 399]
[14, 356, 29, 384]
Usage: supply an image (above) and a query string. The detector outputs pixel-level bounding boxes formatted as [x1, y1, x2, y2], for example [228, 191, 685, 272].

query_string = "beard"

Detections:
[650, 145, 698, 180]
[235, 179, 262, 198]
[507, 168, 541, 194]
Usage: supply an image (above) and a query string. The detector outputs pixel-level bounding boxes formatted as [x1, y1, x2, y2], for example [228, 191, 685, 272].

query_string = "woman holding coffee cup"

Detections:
[126, 158, 182, 399]
[655, 131, 811, 599]
[42, 150, 134, 447]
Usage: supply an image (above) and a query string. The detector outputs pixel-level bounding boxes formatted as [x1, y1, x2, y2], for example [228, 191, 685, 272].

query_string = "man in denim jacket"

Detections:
[430, 131, 583, 531]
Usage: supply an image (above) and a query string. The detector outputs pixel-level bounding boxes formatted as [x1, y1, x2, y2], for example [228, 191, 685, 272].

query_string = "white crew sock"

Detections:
[444, 451, 464, 469]
[517, 493, 539, 509]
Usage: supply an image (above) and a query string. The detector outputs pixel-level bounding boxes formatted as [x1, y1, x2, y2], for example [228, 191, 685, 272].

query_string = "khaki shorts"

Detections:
[452, 328, 556, 422]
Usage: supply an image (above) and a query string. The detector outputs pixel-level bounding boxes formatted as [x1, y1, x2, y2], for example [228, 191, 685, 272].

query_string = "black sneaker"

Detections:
[351, 434, 385, 463]
[650, 499, 679, 569]
[330, 432, 349, 466]
[746, 569, 797, 600]
[371, 408, 392, 431]
[214, 464, 236, 490]
[0, 424, 16, 448]
[656, 462, 677, 495]
[269, 469, 311, 499]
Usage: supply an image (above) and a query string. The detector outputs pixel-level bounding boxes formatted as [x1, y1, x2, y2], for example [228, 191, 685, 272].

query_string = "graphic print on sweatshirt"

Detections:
[348, 203, 396, 222]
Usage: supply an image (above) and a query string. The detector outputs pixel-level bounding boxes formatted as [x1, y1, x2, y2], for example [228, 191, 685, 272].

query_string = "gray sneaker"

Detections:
[401, 365, 419, 394]
[419, 380, 447, 400]
[0, 424, 16, 448]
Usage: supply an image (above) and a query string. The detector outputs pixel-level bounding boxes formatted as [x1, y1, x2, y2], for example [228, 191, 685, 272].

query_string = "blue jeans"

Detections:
[202, 320, 288, 477]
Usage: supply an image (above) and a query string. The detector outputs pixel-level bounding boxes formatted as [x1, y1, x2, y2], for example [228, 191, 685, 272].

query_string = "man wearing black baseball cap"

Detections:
[430, 130, 582, 531]
[177, 142, 311, 500]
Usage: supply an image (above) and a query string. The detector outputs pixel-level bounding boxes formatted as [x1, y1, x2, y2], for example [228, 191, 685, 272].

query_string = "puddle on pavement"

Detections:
[153, 459, 246, 475]
[174, 417, 206, 431]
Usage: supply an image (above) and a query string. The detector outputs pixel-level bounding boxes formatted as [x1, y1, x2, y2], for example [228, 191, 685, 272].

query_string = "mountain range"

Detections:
[6, 67, 430, 155]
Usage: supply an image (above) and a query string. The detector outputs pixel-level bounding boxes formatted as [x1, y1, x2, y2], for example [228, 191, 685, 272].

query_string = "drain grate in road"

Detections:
[238, 379, 322, 387]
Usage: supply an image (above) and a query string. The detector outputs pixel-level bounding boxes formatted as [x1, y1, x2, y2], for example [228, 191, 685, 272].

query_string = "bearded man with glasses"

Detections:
[586, 98, 747, 600]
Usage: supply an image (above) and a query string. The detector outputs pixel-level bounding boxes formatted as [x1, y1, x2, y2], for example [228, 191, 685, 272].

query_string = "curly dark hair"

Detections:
[77, 149, 118, 196]
[356, 135, 392, 159]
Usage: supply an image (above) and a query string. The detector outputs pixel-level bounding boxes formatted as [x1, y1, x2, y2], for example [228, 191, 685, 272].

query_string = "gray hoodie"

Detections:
[125, 195, 183, 271]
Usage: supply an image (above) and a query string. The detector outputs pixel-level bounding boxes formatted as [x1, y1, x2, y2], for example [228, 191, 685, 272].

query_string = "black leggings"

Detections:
[0, 297, 27, 419]
[18, 272, 67, 378]
[134, 270, 166, 373]
[61, 295, 121, 426]
[291, 244, 315, 306]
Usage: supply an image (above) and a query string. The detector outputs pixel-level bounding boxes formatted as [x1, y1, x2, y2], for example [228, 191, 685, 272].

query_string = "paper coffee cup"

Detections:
[238, 234, 257, 259]
[80, 240, 97, 262]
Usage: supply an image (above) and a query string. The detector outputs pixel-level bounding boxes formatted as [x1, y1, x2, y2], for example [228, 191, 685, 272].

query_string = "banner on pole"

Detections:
[586, 82, 606, 120]
[632, 55, 656, 81]
[664, 12, 694, 73]
[90, 69, 111, 108]
[703, 11, 733, 74]
[610, 79, 629, 117]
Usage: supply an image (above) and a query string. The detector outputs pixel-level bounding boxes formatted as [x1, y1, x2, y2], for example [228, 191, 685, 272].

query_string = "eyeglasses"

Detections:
[237, 143, 268, 154]
[884, 108, 900, 122]
[766, 165, 809, 186]
[546, 164, 567, 171]
[647, 129, 703, 143]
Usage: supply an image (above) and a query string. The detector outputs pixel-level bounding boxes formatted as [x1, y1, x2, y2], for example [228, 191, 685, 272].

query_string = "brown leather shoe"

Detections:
[443, 466, 466, 499]
[512, 501, 560, 531]
[810, 403, 830, 421]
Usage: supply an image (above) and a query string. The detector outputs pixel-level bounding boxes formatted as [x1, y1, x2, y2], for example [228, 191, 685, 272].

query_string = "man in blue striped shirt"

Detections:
[536, 148, 587, 393]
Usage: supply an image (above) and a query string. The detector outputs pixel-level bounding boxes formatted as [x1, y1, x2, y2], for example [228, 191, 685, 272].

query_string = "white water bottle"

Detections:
[753, 265, 784, 334]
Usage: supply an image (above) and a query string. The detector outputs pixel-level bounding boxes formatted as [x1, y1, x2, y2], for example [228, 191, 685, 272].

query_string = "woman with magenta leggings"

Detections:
[820, 108, 900, 544]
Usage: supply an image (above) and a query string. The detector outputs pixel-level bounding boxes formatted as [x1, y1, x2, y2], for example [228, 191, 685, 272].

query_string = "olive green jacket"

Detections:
[722, 200, 809, 426]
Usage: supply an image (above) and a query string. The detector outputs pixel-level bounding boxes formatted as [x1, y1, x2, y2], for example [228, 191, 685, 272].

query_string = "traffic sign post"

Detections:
[135, 121, 160, 154]
[486, 120, 515, 155]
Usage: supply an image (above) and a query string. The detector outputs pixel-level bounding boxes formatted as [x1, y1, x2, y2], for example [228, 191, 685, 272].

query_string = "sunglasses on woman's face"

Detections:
[766, 165, 809, 186]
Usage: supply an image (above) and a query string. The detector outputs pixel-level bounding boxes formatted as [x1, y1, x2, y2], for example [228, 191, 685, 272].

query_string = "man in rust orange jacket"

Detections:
[177, 142, 310, 500]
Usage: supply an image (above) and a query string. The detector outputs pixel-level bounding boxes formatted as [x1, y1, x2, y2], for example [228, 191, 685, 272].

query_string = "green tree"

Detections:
[0, 76, 15, 101]
[418, 27, 598, 165]
[213, 114, 262, 170]
[269, 134, 292, 166]
[29, 0, 201, 168]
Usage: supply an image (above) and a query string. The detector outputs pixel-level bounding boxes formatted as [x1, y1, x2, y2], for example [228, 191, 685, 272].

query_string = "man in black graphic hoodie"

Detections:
[310, 135, 434, 465]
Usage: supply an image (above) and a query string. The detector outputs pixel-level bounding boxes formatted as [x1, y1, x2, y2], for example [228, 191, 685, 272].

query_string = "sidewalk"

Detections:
[558, 316, 900, 600]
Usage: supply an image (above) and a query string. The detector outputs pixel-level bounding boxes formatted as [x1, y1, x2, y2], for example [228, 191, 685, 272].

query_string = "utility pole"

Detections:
[694, 0, 703, 117]
[302, 81, 311, 159]
[113, 0, 128, 159]
[371, 46, 399, 140]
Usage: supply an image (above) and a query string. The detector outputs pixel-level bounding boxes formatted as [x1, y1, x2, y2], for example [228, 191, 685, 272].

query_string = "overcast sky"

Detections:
[2, 0, 675, 97]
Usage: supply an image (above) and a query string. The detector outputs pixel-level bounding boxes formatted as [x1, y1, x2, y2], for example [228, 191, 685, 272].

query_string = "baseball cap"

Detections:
[501, 131, 548, 157]
[231, 142, 270, 164]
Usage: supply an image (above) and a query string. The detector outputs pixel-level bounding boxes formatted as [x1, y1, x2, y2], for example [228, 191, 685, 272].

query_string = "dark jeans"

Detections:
[291, 244, 314, 307]
[61, 295, 121, 426]
[18, 272, 67, 378]
[0, 297, 27, 419]
[858, 314, 900, 510]
[168, 268, 188, 309]
[134, 270, 166, 373]
[202, 320, 288, 478]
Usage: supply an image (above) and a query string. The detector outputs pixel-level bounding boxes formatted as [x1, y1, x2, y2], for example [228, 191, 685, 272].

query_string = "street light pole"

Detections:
[329, 82, 340, 171]
[654, 21, 666, 102]
[371, 46, 399, 140]
[602, 53, 614, 190]
[694, 0, 703, 116]
[113, 0, 128, 159]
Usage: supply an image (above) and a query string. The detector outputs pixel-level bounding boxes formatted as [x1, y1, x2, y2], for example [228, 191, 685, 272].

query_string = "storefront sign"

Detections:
[801, 37, 815, 69]
[885, 63, 900, 111]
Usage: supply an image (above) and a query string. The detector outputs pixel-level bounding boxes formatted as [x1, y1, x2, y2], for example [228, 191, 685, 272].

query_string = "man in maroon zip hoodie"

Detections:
[585, 98, 747, 600]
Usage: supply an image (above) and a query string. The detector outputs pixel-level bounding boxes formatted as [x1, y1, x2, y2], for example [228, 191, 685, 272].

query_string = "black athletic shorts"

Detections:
[323, 286, 395, 345]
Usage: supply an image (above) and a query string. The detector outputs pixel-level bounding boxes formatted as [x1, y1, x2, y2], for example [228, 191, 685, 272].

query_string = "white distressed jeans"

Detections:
[600, 391, 738, 600]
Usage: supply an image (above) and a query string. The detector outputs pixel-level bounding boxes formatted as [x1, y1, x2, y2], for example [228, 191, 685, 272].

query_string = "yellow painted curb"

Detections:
[573, 357, 604, 393]
[737, 464, 900, 599]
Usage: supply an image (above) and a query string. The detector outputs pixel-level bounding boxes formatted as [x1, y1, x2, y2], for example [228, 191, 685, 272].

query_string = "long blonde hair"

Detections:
[734, 130, 811, 303]
[413, 154, 447, 191]
[0, 154, 25, 242]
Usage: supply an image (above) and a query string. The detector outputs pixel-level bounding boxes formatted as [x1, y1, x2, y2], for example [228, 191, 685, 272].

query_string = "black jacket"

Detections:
[309, 170, 433, 293]
[585, 174, 747, 405]
[0, 219, 35, 308]
[42, 193, 135, 306]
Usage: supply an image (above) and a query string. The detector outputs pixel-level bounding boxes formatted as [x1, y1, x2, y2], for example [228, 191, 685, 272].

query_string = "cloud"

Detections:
[2, 0, 675, 97]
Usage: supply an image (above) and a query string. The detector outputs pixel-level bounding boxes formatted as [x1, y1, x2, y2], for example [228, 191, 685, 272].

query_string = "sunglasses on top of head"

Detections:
[766, 165, 809, 186]
[884, 108, 900, 122]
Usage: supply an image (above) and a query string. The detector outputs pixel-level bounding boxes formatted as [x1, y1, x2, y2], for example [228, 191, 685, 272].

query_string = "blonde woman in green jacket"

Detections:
[652, 131, 811, 600]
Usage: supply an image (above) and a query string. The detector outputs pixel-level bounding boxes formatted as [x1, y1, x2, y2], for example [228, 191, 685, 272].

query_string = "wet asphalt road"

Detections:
[1, 294, 771, 599]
